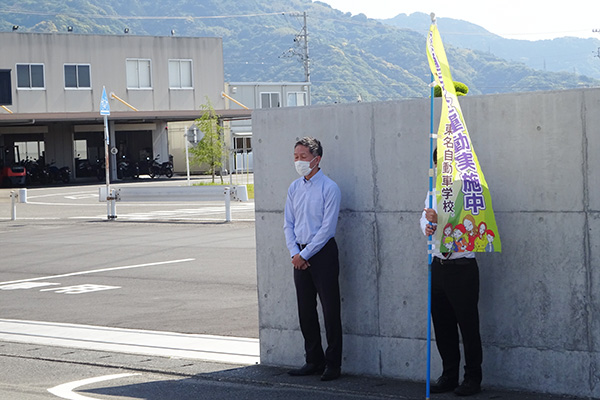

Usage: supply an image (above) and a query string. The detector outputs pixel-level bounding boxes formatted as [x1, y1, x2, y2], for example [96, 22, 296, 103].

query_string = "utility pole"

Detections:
[282, 12, 310, 82]
[300, 11, 309, 82]
[593, 29, 600, 61]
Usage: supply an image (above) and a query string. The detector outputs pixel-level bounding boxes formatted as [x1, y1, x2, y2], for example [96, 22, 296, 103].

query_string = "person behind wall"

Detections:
[283, 136, 343, 382]
[420, 147, 483, 397]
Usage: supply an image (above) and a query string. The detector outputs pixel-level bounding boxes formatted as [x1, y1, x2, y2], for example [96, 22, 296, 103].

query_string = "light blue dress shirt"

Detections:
[284, 169, 341, 261]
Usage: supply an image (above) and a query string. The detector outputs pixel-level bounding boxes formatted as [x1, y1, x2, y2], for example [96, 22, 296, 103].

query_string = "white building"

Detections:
[0, 32, 250, 179]
[224, 82, 311, 173]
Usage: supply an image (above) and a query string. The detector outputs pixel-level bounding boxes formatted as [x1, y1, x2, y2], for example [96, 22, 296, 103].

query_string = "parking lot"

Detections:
[0, 175, 255, 222]
[0, 176, 258, 333]
[0, 178, 263, 398]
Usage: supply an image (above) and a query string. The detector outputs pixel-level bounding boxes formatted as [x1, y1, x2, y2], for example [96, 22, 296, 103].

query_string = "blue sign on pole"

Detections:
[100, 87, 110, 116]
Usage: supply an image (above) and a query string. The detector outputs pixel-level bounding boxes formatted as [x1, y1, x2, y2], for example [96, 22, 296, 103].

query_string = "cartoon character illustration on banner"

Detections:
[485, 230, 495, 252]
[474, 222, 487, 252]
[462, 215, 477, 251]
[451, 224, 468, 252]
[441, 223, 454, 252]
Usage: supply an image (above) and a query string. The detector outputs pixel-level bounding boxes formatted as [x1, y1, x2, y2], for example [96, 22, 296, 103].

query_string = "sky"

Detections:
[318, 0, 600, 41]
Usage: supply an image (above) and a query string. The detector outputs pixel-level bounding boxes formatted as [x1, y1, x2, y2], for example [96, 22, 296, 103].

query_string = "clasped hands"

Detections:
[292, 253, 310, 270]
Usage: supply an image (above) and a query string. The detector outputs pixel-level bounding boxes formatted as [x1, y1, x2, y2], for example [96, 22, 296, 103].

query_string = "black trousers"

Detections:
[293, 238, 342, 367]
[431, 257, 482, 383]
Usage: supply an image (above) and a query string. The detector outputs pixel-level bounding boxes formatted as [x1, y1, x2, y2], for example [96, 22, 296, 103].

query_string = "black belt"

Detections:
[297, 243, 307, 250]
[434, 256, 473, 266]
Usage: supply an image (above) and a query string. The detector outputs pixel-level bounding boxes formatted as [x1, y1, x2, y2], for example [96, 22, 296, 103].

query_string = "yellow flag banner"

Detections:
[426, 24, 501, 253]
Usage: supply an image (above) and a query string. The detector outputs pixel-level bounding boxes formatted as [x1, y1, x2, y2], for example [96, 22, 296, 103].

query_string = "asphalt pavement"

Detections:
[0, 340, 584, 400]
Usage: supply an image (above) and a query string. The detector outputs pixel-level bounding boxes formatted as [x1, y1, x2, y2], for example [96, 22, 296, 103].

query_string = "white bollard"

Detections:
[10, 191, 16, 220]
[10, 189, 27, 220]
[109, 189, 117, 220]
[224, 187, 231, 222]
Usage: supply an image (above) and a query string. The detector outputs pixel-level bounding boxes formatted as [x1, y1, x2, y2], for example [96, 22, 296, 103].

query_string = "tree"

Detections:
[190, 99, 227, 183]
[434, 81, 469, 97]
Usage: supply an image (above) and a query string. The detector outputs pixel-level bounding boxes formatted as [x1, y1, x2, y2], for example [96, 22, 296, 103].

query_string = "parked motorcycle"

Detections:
[75, 158, 99, 178]
[148, 155, 173, 179]
[117, 156, 139, 179]
[138, 156, 153, 176]
[47, 162, 71, 183]
[21, 158, 49, 184]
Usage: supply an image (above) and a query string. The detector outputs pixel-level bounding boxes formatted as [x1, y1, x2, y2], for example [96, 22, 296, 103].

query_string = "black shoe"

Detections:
[430, 375, 458, 393]
[454, 380, 481, 396]
[288, 362, 326, 376]
[320, 366, 341, 381]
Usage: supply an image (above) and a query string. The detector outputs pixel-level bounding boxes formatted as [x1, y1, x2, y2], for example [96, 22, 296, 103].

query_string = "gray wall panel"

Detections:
[254, 88, 600, 397]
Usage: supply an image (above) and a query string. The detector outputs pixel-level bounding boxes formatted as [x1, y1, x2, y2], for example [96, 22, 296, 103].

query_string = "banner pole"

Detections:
[426, 14, 437, 399]
[103, 114, 113, 220]
[426, 70, 435, 400]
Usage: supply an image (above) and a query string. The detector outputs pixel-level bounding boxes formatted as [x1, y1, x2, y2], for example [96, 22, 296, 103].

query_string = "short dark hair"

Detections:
[295, 137, 323, 157]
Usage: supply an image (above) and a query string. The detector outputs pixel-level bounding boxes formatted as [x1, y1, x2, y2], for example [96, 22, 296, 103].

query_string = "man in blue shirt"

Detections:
[284, 137, 342, 382]
[421, 148, 482, 397]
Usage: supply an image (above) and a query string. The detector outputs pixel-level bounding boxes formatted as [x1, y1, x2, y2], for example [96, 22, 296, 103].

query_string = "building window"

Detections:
[74, 139, 88, 159]
[168, 59, 193, 89]
[16, 64, 45, 89]
[14, 140, 45, 161]
[234, 137, 252, 151]
[64, 64, 91, 89]
[260, 92, 280, 108]
[233, 136, 253, 173]
[126, 59, 152, 89]
[287, 92, 307, 107]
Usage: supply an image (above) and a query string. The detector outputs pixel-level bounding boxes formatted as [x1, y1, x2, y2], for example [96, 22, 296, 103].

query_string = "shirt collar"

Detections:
[303, 169, 323, 184]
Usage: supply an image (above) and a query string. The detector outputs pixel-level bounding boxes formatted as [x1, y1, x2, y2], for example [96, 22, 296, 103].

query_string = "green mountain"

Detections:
[383, 12, 600, 81]
[1, 0, 598, 104]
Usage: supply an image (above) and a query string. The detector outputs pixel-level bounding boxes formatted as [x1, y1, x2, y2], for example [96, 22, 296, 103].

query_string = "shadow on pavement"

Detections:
[81, 364, 579, 400]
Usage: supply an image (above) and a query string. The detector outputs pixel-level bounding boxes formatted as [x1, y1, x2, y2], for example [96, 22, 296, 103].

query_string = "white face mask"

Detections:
[295, 157, 316, 177]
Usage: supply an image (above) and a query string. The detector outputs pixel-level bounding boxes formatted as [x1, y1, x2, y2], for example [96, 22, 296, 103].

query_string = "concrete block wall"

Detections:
[253, 88, 599, 398]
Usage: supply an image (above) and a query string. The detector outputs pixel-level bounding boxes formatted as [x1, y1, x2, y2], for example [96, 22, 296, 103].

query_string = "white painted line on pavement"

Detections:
[48, 373, 140, 400]
[0, 258, 195, 286]
[0, 217, 61, 220]
[64, 194, 98, 200]
[0, 319, 260, 365]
